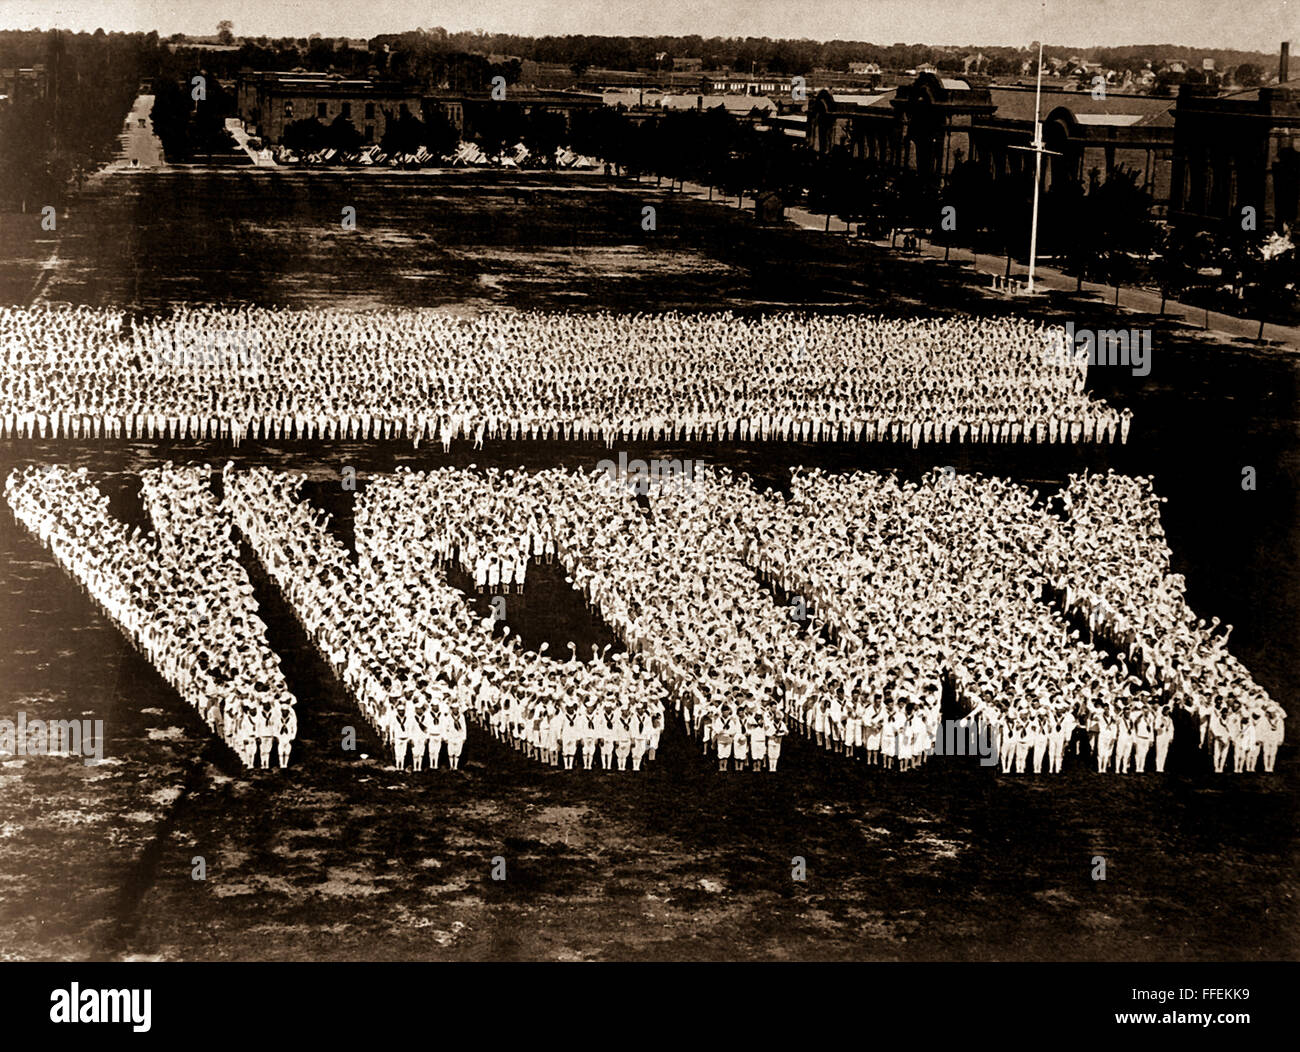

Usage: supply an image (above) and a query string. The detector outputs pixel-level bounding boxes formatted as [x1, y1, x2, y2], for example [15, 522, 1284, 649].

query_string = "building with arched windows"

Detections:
[807, 73, 1176, 204]
[972, 86, 1175, 202]
[891, 74, 995, 180]
[806, 88, 899, 159]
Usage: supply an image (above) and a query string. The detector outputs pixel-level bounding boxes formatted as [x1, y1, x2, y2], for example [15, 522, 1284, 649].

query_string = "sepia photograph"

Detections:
[0, 0, 1295, 1030]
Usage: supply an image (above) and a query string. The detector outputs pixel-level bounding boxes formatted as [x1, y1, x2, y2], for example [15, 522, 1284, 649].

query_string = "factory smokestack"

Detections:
[1282, 41, 1291, 84]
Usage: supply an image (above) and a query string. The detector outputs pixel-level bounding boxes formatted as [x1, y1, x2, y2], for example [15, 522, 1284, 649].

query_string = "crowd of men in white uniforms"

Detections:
[225, 466, 670, 772]
[360, 466, 554, 594]
[390, 462, 1279, 776]
[1047, 470, 1284, 773]
[358, 468, 668, 771]
[420, 465, 932, 772]
[5, 463, 297, 768]
[0, 305, 1128, 447]
[6, 460, 1281, 776]
[747, 466, 1283, 774]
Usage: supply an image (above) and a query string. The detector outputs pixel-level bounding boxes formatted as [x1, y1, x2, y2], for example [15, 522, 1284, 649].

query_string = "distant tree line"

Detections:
[362, 31, 1277, 81]
[147, 34, 524, 94]
[133, 28, 1280, 84]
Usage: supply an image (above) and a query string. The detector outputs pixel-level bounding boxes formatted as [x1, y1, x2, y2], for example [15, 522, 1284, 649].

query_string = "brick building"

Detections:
[976, 84, 1175, 202]
[236, 71, 422, 145]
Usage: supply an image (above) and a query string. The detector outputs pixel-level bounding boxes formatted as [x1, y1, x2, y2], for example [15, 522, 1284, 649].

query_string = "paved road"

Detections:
[898, 237, 1299, 348]
[100, 94, 165, 173]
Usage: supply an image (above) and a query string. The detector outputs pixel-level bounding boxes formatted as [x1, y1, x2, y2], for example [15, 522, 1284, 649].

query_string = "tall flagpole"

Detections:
[1027, 34, 1045, 294]
[1007, 4, 1060, 295]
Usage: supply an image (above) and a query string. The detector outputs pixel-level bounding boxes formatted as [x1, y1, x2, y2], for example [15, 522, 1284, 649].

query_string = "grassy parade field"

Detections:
[0, 169, 1295, 961]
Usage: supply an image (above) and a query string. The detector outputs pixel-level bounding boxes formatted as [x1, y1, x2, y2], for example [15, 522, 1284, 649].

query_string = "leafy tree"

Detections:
[379, 103, 426, 155]
[807, 148, 865, 232]
[940, 153, 994, 255]
[1150, 224, 1188, 314]
[148, 77, 193, 159]
[306, 37, 335, 71]
[569, 106, 632, 173]
[1089, 165, 1157, 302]
[491, 58, 522, 86]
[324, 114, 363, 154]
[697, 106, 739, 187]
[281, 117, 328, 155]
[474, 102, 523, 161]
[986, 167, 1030, 274]
[0, 95, 52, 209]
[149, 72, 237, 161]
[1245, 236, 1298, 339]
[1056, 170, 1105, 289]
[1234, 62, 1262, 87]
[422, 107, 460, 157]
[1206, 225, 1298, 337]
[522, 109, 567, 167]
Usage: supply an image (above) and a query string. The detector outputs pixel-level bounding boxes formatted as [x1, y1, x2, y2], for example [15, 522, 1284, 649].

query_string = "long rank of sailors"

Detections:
[0, 305, 1130, 447]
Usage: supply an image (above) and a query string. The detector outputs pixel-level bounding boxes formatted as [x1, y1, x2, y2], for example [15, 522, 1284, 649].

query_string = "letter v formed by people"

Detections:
[6, 464, 296, 766]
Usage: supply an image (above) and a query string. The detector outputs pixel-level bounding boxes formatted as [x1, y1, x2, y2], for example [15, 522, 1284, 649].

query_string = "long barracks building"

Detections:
[237, 70, 602, 146]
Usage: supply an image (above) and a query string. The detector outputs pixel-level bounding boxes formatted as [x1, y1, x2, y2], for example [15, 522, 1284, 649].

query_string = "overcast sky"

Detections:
[0, 0, 1292, 53]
